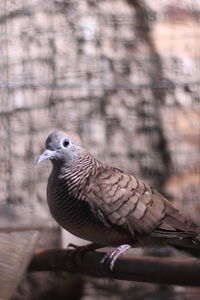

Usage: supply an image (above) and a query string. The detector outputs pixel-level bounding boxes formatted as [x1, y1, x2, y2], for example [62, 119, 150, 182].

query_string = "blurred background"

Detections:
[0, 0, 200, 299]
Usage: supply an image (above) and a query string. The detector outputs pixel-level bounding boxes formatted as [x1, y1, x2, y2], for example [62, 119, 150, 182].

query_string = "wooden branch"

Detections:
[28, 248, 200, 287]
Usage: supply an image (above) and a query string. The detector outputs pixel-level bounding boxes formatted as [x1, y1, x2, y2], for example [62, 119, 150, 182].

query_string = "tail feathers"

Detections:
[152, 228, 198, 240]
[170, 238, 200, 258]
[153, 223, 200, 248]
[158, 195, 200, 243]
[167, 227, 200, 258]
[195, 227, 200, 243]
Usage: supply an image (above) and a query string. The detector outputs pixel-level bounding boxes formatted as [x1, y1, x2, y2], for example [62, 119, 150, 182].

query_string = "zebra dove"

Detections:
[37, 130, 200, 269]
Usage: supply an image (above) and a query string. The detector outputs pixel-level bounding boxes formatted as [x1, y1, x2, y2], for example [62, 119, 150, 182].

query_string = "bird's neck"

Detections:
[50, 151, 102, 195]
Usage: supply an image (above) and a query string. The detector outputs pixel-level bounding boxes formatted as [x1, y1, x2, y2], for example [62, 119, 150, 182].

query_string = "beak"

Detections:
[36, 149, 56, 165]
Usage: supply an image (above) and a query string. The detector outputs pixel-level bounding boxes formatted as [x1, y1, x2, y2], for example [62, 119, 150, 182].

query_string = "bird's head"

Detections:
[36, 131, 85, 166]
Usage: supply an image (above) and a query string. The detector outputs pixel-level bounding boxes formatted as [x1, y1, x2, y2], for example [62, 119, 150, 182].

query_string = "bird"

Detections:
[36, 130, 200, 270]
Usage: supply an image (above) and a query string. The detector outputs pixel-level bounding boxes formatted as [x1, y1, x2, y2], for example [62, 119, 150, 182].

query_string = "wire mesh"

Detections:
[0, 0, 200, 299]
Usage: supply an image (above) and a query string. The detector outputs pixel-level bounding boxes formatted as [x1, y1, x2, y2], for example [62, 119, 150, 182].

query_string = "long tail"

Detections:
[169, 227, 200, 258]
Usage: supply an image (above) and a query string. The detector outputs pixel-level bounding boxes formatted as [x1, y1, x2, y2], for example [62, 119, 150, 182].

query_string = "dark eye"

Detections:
[63, 139, 70, 147]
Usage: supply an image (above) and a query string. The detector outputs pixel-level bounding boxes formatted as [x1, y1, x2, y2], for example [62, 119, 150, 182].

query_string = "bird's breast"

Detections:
[47, 176, 90, 229]
[47, 175, 132, 246]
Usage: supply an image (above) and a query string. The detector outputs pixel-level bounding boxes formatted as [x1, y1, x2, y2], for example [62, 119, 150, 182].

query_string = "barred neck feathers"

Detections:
[53, 151, 102, 199]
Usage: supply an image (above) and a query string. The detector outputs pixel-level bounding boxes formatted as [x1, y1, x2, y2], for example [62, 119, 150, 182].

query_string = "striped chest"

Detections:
[47, 172, 92, 229]
[46, 158, 132, 246]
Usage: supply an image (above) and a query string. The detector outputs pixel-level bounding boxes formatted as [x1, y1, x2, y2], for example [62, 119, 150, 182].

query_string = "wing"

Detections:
[85, 167, 196, 238]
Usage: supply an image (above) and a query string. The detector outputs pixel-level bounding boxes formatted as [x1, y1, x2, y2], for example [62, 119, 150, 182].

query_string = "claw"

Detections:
[101, 244, 131, 271]
[67, 243, 101, 264]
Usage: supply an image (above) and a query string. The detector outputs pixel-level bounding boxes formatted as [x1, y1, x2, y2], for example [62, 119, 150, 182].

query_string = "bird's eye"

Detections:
[63, 139, 70, 147]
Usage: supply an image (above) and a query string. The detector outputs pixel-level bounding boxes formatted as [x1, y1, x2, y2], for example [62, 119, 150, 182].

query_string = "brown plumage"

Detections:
[37, 130, 200, 269]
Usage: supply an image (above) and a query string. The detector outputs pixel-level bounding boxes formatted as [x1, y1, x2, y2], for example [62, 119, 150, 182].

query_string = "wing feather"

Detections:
[85, 167, 196, 238]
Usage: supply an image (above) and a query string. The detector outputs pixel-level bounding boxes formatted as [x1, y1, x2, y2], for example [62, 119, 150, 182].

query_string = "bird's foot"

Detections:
[101, 244, 131, 271]
[67, 242, 101, 264]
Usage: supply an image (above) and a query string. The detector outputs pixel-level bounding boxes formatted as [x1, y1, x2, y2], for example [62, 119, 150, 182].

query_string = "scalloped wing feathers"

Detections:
[85, 167, 196, 239]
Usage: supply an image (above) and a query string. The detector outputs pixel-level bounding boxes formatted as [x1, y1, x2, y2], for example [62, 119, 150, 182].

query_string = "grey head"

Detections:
[36, 131, 85, 167]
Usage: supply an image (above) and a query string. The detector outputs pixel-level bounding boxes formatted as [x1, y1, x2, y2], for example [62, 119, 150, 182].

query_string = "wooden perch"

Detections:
[28, 248, 200, 287]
